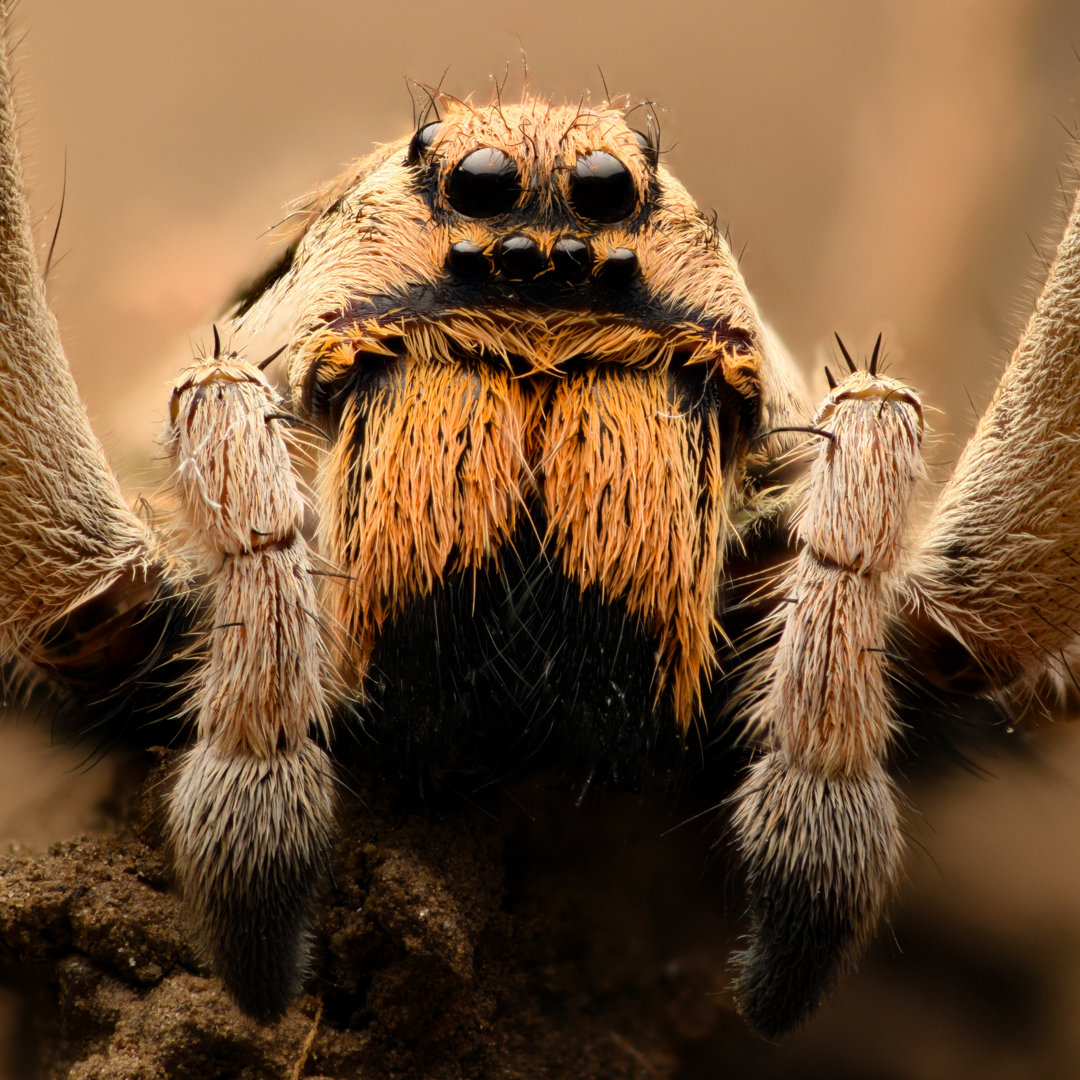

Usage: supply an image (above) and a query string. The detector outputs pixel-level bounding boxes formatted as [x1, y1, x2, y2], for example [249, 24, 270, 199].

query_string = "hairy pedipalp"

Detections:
[164, 355, 335, 1019]
[731, 363, 924, 1037]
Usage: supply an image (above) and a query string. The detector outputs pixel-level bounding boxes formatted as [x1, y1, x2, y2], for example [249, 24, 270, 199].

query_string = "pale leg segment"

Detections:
[164, 356, 334, 1019]
[0, 5, 169, 675]
[915, 183, 1080, 687]
[732, 370, 924, 1037]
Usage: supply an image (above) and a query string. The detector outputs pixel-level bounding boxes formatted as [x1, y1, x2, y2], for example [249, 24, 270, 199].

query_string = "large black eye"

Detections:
[446, 148, 521, 218]
[408, 120, 442, 163]
[569, 151, 637, 223]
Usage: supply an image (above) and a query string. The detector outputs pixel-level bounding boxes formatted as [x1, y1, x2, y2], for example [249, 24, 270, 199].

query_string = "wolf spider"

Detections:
[2, 9, 1080, 1047]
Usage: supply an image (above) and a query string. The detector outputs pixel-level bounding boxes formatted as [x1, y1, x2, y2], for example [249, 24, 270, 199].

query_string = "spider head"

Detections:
[234, 98, 767, 427]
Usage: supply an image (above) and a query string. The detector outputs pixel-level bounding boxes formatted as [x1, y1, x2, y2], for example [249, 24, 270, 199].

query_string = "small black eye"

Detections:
[594, 247, 639, 287]
[408, 120, 442, 163]
[446, 240, 492, 279]
[446, 148, 521, 218]
[550, 237, 591, 283]
[495, 234, 545, 282]
[631, 129, 659, 168]
[569, 151, 637, 223]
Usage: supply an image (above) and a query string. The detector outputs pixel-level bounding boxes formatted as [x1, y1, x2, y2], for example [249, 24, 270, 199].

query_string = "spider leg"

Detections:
[164, 354, 334, 1020]
[731, 367, 925, 1037]
[0, 9, 181, 709]
[911, 183, 1080, 690]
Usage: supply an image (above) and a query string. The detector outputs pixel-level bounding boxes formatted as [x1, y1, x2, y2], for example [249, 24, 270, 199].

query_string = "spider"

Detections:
[3, 10, 1080, 1055]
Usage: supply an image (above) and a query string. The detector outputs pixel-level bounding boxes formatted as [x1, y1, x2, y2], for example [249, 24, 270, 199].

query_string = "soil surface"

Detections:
[0, 750, 755, 1080]
[3, 727, 1080, 1080]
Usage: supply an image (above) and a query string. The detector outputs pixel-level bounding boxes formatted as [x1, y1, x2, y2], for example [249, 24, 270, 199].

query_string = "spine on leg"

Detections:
[165, 356, 334, 1019]
[732, 367, 923, 1036]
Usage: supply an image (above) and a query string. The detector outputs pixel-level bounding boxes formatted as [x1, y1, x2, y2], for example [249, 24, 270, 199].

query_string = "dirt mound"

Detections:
[0, 753, 756, 1079]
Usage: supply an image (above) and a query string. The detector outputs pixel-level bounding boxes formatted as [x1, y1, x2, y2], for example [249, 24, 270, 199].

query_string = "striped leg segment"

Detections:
[164, 354, 334, 1019]
[732, 362, 924, 1036]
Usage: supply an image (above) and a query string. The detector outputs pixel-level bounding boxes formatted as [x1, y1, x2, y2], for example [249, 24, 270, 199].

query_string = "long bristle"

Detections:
[834, 332, 857, 374]
[869, 332, 883, 376]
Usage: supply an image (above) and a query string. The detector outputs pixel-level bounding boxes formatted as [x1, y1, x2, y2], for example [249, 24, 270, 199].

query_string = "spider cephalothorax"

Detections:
[4, 16, 1080, 1053]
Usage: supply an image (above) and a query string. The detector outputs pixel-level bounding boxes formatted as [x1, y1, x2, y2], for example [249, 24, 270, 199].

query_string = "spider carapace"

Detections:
[6, 53, 1080, 1046]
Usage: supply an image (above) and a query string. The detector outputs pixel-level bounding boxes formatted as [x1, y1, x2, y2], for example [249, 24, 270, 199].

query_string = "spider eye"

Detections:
[408, 120, 442, 163]
[446, 240, 492, 279]
[550, 237, 591, 283]
[446, 148, 521, 218]
[594, 246, 639, 286]
[495, 234, 545, 281]
[569, 151, 637, 223]
[630, 128, 659, 168]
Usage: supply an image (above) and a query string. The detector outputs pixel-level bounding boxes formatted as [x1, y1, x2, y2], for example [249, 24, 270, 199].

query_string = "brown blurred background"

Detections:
[4, 0, 1080, 1076]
